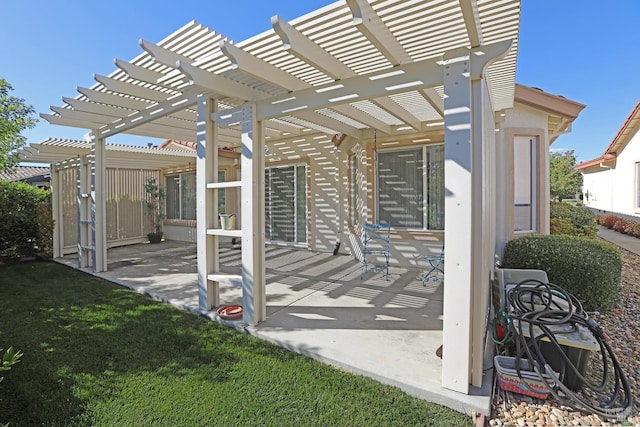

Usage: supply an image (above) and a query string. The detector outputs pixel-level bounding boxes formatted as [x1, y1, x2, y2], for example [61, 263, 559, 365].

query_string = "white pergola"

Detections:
[40, 0, 521, 394]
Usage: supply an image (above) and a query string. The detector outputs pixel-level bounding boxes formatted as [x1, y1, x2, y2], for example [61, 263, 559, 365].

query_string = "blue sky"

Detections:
[2, 1, 638, 162]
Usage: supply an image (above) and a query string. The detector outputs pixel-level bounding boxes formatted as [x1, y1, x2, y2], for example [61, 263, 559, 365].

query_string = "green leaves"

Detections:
[0, 78, 38, 172]
[0, 346, 23, 384]
[550, 150, 583, 202]
[0, 181, 54, 258]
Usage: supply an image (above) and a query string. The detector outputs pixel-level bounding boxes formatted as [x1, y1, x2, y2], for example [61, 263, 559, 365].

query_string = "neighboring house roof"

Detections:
[514, 84, 585, 144]
[575, 99, 640, 170]
[0, 166, 51, 183]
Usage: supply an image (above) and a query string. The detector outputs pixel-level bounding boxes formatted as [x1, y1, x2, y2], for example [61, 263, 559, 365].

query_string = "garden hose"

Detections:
[499, 279, 633, 421]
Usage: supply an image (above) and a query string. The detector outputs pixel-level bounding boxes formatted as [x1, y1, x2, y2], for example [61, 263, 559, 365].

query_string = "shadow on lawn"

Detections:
[0, 261, 297, 425]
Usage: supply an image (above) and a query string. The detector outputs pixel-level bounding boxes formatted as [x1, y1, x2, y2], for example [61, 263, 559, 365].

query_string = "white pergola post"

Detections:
[441, 43, 511, 393]
[77, 155, 91, 269]
[51, 164, 62, 258]
[90, 132, 107, 272]
[196, 96, 219, 310]
[442, 50, 474, 393]
[240, 103, 266, 325]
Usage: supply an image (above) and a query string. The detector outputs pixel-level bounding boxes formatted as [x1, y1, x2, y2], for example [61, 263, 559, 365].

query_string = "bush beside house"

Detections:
[0, 180, 54, 259]
[549, 202, 597, 238]
[501, 234, 622, 312]
[596, 213, 640, 238]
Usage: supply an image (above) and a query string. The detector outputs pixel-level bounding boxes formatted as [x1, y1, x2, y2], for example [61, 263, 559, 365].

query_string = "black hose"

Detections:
[499, 279, 633, 421]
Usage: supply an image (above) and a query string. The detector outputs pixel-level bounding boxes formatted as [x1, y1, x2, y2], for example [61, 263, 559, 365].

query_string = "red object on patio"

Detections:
[217, 305, 243, 321]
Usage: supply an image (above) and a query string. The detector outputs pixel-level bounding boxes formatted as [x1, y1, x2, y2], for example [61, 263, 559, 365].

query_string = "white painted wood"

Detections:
[271, 15, 354, 80]
[51, 167, 62, 258]
[77, 87, 152, 111]
[91, 133, 107, 272]
[114, 58, 167, 87]
[206, 181, 241, 189]
[240, 103, 266, 325]
[441, 50, 473, 394]
[346, 0, 412, 65]
[77, 156, 91, 269]
[98, 93, 198, 138]
[206, 229, 242, 238]
[371, 97, 422, 131]
[459, 0, 484, 48]
[220, 40, 308, 92]
[254, 55, 443, 121]
[94, 74, 175, 102]
[177, 60, 266, 101]
[196, 96, 218, 310]
[441, 41, 513, 393]
[207, 274, 242, 287]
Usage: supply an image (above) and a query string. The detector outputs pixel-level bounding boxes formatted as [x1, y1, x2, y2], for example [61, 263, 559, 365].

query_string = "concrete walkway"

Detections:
[56, 242, 491, 416]
[597, 225, 640, 256]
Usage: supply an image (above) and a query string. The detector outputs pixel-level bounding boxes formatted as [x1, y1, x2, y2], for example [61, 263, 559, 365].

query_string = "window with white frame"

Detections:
[513, 136, 537, 232]
[377, 145, 444, 230]
[265, 164, 307, 243]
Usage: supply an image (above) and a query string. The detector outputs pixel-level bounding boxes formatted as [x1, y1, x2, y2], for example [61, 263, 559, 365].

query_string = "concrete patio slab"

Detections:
[57, 241, 491, 415]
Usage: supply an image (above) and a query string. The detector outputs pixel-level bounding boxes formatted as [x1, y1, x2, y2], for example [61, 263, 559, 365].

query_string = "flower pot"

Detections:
[147, 232, 164, 244]
[220, 214, 236, 230]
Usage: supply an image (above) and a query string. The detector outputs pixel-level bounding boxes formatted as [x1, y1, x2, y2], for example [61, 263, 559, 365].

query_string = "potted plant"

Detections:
[144, 177, 165, 243]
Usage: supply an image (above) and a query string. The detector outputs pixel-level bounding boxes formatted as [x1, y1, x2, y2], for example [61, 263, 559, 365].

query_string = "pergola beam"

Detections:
[296, 111, 363, 138]
[459, 0, 484, 47]
[271, 15, 354, 80]
[372, 97, 422, 131]
[94, 74, 177, 103]
[97, 93, 198, 138]
[77, 87, 152, 110]
[346, 0, 413, 65]
[177, 60, 267, 101]
[114, 58, 176, 90]
[331, 104, 393, 135]
[241, 52, 445, 123]
[220, 40, 308, 92]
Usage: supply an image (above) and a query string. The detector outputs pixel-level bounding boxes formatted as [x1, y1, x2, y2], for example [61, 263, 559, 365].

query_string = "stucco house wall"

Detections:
[577, 100, 640, 218]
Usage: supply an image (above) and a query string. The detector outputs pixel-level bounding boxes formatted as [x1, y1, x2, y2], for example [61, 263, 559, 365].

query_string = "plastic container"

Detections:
[494, 356, 557, 399]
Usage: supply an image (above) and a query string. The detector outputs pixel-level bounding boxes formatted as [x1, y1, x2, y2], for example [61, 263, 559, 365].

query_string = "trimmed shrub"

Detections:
[602, 214, 621, 229]
[0, 181, 54, 258]
[502, 234, 622, 312]
[549, 202, 597, 238]
[613, 219, 631, 234]
[625, 222, 640, 238]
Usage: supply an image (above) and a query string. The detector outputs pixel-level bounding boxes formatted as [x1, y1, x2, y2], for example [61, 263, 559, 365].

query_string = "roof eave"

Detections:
[514, 84, 585, 119]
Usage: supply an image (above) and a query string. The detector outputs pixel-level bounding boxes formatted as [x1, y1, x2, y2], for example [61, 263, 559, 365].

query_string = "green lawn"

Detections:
[0, 261, 470, 426]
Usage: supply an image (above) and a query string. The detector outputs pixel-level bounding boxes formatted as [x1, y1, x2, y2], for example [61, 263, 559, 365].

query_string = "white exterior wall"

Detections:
[265, 133, 340, 253]
[582, 168, 614, 212]
[582, 131, 640, 217]
[495, 103, 549, 257]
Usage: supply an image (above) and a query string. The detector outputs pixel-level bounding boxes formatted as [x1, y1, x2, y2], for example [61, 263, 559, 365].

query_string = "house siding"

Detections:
[582, 131, 640, 217]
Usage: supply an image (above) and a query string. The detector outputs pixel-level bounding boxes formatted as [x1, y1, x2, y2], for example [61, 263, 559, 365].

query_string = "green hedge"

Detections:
[0, 181, 54, 258]
[549, 202, 597, 238]
[502, 234, 621, 312]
